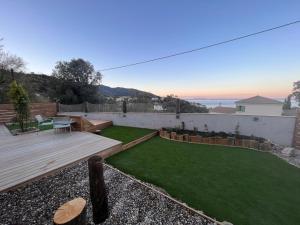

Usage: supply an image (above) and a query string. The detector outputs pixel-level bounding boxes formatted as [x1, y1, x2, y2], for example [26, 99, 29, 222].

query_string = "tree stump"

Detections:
[53, 197, 87, 225]
[88, 155, 109, 223]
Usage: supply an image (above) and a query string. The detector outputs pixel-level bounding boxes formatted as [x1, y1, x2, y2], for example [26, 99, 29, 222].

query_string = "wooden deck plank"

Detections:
[1, 138, 115, 175]
[1, 143, 122, 191]
[1, 138, 118, 176]
[83, 119, 113, 132]
[0, 125, 12, 137]
[0, 129, 121, 192]
[1, 143, 119, 189]
[86, 119, 110, 126]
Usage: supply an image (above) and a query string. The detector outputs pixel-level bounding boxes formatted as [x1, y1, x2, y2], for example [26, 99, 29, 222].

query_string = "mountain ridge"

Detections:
[99, 85, 158, 98]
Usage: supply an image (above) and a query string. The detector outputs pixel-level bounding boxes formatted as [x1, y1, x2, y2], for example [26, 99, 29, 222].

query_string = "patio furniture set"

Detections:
[35, 115, 74, 132]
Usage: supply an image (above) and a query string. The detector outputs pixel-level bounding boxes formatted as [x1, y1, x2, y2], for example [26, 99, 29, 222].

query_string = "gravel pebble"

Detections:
[0, 161, 215, 225]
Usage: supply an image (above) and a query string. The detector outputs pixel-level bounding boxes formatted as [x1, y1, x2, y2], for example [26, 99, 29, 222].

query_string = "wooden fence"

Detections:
[0, 103, 57, 123]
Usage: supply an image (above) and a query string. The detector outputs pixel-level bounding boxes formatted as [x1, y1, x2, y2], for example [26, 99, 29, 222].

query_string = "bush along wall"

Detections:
[159, 128, 272, 151]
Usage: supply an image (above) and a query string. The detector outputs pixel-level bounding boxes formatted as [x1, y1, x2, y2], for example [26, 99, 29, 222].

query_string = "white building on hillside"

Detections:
[151, 97, 160, 102]
[235, 95, 283, 116]
[116, 96, 131, 102]
[153, 103, 164, 111]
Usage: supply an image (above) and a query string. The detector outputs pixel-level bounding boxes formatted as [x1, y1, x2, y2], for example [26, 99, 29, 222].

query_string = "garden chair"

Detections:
[53, 117, 72, 133]
[35, 115, 53, 131]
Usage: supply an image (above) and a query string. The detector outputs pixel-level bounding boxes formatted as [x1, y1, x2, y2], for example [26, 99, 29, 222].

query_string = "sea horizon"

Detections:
[184, 97, 295, 108]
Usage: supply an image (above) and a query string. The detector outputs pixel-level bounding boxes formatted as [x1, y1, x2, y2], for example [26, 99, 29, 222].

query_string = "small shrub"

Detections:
[235, 122, 240, 139]
[193, 126, 198, 135]
[204, 124, 208, 132]
[218, 131, 227, 138]
[122, 100, 127, 113]
[7, 81, 30, 132]
[181, 121, 185, 131]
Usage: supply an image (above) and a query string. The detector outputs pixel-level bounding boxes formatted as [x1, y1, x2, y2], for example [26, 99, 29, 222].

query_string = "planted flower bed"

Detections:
[159, 128, 272, 151]
[5, 119, 53, 135]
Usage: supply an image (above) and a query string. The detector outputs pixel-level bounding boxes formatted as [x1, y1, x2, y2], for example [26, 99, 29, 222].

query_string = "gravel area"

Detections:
[0, 161, 216, 225]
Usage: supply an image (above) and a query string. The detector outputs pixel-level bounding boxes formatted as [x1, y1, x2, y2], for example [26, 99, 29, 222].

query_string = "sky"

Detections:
[0, 0, 300, 99]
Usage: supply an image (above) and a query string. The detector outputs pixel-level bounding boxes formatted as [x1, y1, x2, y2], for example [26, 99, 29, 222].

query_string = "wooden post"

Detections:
[122, 100, 127, 117]
[88, 156, 109, 223]
[122, 100, 127, 113]
[84, 101, 89, 113]
[56, 101, 60, 113]
[10, 69, 15, 80]
[176, 98, 180, 119]
[53, 197, 87, 225]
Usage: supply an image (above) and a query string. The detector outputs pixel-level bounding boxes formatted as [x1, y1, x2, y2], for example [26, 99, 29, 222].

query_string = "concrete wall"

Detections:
[62, 112, 296, 146]
[236, 103, 283, 116]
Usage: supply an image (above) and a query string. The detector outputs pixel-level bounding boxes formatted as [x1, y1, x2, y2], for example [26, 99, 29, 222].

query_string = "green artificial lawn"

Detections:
[100, 125, 155, 144]
[107, 136, 300, 225]
[6, 121, 53, 131]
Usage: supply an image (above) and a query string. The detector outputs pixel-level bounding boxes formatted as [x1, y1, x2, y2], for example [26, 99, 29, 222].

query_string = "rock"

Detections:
[281, 147, 295, 157]
[294, 149, 300, 156]
[271, 144, 283, 153]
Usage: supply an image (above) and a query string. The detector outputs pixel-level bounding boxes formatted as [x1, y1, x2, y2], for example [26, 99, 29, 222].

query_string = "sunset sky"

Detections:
[1, 0, 299, 99]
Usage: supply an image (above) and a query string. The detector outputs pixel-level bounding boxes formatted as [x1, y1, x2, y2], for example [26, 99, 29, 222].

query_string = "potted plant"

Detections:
[170, 131, 177, 140]
[183, 133, 189, 142]
[177, 134, 184, 141]
[190, 135, 202, 143]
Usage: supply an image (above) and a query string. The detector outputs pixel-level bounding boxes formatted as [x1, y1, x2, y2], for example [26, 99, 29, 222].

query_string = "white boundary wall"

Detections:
[62, 112, 296, 146]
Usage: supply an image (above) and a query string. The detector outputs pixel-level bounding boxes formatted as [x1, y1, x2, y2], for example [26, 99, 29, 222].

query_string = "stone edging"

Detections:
[105, 163, 224, 225]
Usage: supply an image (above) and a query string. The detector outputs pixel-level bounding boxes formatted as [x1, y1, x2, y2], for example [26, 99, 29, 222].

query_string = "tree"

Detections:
[52, 58, 101, 85]
[162, 94, 208, 113]
[0, 39, 26, 72]
[0, 52, 25, 72]
[293, 81, 300, 106]
[0, 38, 3, 51]
[51, 58, 102, 104]
[283, 94, 292, 110]
[8, 81, 30, 132]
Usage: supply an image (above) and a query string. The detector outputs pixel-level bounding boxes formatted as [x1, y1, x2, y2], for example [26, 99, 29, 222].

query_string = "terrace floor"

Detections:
[0, 125, 121, 192]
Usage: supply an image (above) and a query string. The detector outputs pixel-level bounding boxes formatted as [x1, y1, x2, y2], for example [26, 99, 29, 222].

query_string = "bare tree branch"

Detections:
[0, 50, 26, 72]
[0, 38, 3, 50]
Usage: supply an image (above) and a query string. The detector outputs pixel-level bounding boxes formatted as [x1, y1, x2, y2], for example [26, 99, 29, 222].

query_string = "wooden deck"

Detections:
[84, 119, 113, 132]
[0, 126, 122, 192]
[57, 114, 113, 132]
[0, 125, 12, 137]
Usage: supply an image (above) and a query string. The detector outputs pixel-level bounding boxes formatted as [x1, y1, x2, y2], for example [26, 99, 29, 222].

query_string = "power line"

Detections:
[99, 20, 300, 72]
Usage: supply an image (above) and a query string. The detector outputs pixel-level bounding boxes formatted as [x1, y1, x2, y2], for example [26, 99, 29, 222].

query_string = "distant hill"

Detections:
[0, 70, 158, 103]
[0, 70, 208, 112]
[99, 85, 158, 98]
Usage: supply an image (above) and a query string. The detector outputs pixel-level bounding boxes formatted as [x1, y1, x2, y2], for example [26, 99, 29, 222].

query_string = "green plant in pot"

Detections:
[234, 122, 242, 146]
